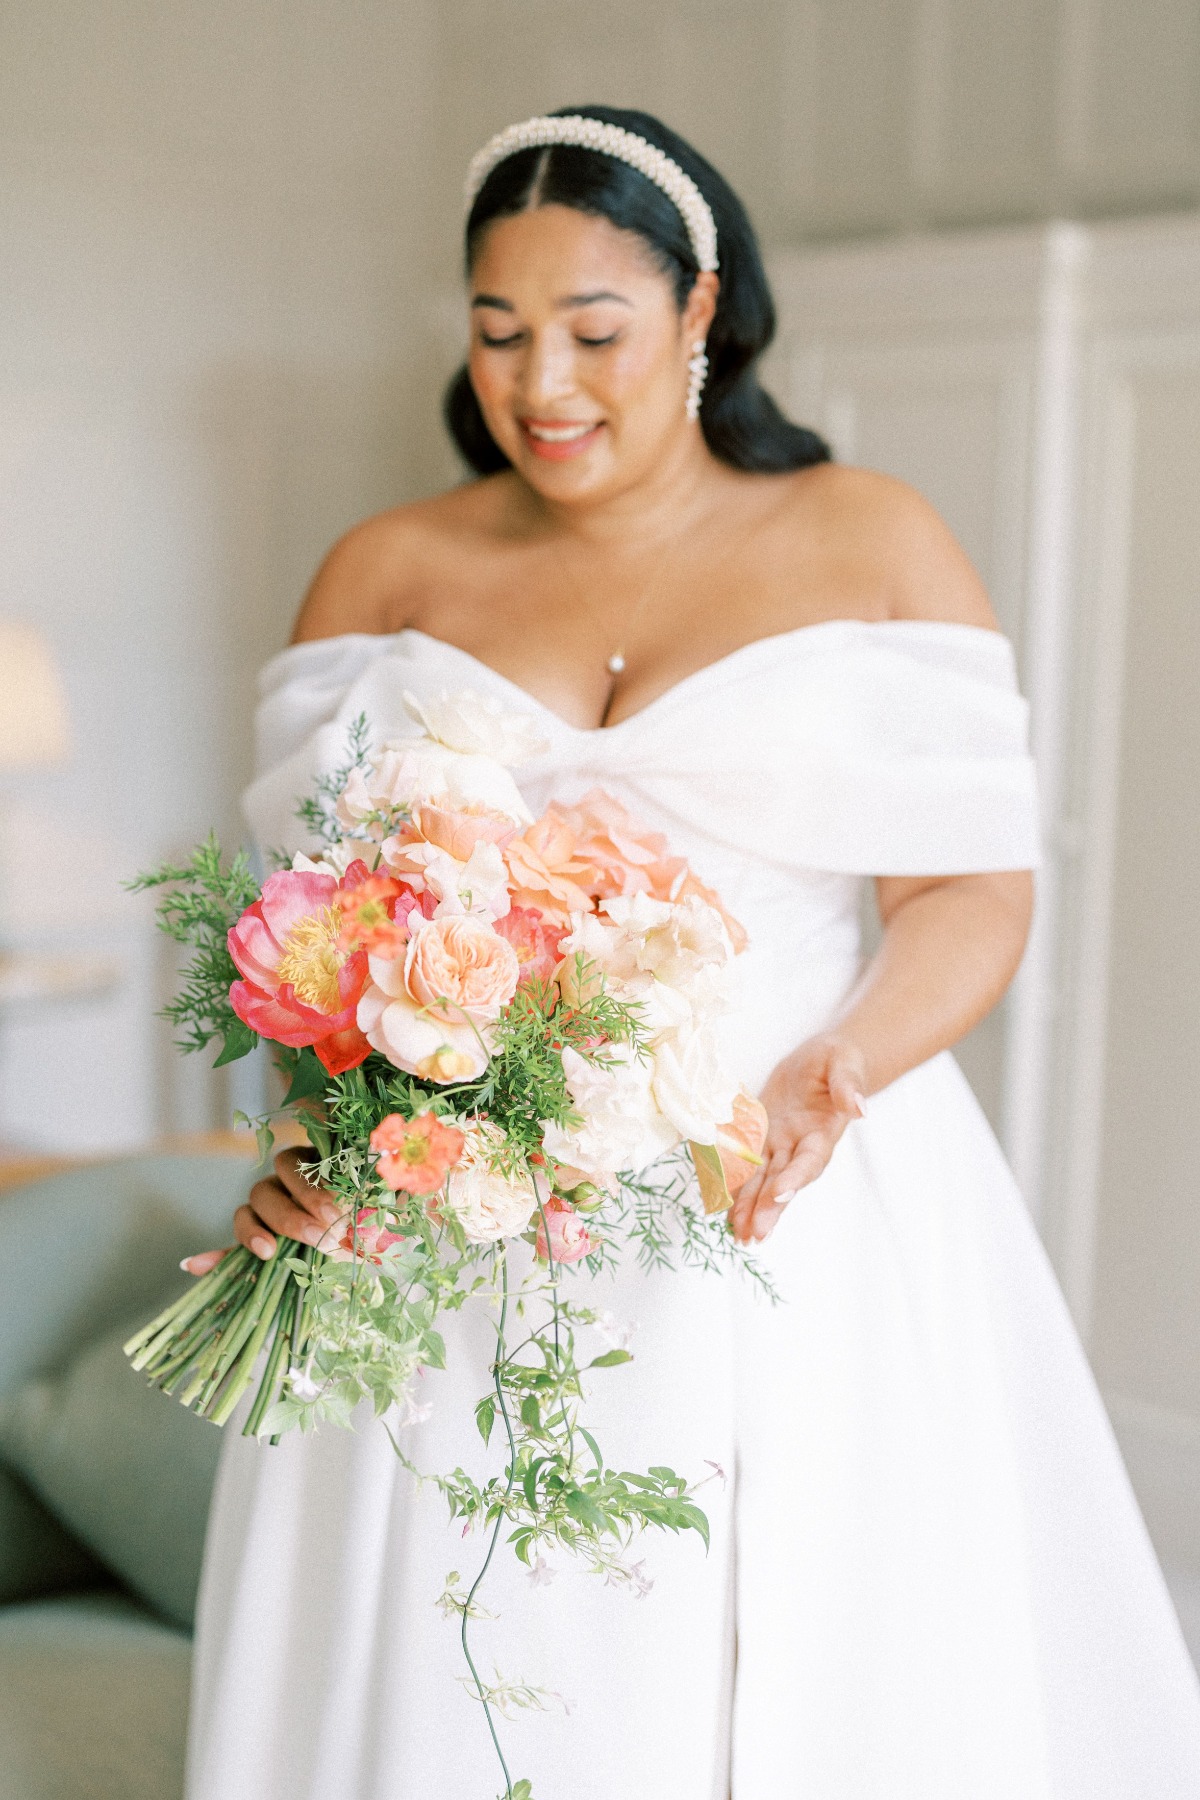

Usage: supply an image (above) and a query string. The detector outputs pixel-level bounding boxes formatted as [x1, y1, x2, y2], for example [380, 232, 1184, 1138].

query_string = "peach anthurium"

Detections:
[689, 1089, 769, 1215]
[227, 869, 371, 1074]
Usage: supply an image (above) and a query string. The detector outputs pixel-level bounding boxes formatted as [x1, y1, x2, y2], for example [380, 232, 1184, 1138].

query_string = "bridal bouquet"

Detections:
[125, 689, 768, 1793]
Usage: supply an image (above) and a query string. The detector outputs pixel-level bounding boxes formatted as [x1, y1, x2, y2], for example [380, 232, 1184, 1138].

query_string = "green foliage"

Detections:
[468, 971, 643, 1172]
[128, 835, 260, 1061]
[294, 712, 374, 845]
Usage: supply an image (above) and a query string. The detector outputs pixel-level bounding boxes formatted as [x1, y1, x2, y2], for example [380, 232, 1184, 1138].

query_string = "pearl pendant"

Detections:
[607, 652, 626, 676]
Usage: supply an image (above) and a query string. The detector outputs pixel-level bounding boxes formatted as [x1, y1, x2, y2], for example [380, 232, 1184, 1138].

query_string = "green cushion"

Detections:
[0, 1464, 108, 1604]
[0, 1313, 223, 1630]
[0, 1591, 190, 1800]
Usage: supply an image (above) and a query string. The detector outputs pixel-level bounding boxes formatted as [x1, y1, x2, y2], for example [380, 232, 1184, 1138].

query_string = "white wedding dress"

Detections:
[186, 621, 1200, 1800]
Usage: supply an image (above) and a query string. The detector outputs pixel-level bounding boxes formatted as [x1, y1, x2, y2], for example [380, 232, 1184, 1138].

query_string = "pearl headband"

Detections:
[464, 114, 719, 273]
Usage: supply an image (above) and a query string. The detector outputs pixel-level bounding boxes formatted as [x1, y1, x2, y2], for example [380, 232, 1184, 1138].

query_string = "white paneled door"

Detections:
[767, 214, 1200, 1583]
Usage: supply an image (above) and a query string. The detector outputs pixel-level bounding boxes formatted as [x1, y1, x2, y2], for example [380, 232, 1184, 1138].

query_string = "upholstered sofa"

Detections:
[0, 1152, 254, 1800]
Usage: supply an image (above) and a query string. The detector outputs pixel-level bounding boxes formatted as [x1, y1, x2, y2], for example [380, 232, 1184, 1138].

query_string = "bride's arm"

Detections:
[733, 472, 1034, 1244]
[729, 868, 1033, 1244]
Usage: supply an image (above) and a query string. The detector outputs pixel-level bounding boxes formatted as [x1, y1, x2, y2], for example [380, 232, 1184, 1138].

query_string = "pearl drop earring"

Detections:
[686, 341, 708, 422]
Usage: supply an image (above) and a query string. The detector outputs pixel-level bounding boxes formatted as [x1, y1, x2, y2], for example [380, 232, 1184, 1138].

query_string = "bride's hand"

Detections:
[730, 1035, 868, 1245]
[180, 1148, 344, 1274]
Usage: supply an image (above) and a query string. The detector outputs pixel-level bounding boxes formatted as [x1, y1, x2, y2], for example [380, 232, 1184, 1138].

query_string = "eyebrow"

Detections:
[470, 290, 634, 311]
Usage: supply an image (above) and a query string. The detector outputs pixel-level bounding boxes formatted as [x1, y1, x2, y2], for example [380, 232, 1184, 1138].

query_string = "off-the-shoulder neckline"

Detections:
[261, 618, 1012, 738]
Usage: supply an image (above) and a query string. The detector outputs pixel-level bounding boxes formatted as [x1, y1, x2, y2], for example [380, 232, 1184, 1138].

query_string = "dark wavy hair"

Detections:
[444, 104, 831, 476]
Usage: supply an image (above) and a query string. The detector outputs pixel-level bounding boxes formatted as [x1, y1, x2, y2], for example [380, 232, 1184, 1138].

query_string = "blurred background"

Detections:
[1, 0, 1198, 1653]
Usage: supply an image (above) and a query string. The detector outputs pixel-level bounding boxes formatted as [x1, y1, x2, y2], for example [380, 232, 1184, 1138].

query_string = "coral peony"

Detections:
[536, 1194, 595, 1264]
[227, 869, 370, 1074]
[370, 1111, 466, 1195]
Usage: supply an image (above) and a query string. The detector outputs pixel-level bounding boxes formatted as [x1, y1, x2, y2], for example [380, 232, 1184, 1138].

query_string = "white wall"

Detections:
[0, 3, 441, 1135]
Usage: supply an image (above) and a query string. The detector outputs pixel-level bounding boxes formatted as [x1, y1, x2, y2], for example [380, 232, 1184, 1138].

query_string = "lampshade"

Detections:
[0, 621, 71, 769]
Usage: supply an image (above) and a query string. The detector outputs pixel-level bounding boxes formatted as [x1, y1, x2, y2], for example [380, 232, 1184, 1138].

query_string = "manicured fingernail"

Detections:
[851, 1091, 867, 1117]
[301, 1221, 327, 1247]
[774, 1189, 797, 1207]
[318, 1203, 342, 1227]
[251, 1235, 275, 1260]
[180, 1257, 198, 1274]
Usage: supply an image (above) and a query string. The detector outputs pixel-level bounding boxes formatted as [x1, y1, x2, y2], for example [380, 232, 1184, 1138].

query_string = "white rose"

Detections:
[381, 837, 511, 920]
[291, 841, 378, 878]
[541, 1044, 679, 1184]
[444, 1123, 544, 1242]
[600, 892, 733, 1001]
[339, 738, 532, 829]
[404, 688, 548, 766]
[649, 1017, 739, 1145]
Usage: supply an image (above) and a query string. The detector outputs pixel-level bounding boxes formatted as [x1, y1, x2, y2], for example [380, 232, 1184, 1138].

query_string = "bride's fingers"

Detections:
[827, 1046, 868, 1118]
[181, 1246, 230, 1276]
[234, 1202, 279, 1261]
[731, 1144, 787, 1239]
[748, 1131, 836, 1239]
[273, 1148, 338, 1217]
[248, 1175, 341, 1249]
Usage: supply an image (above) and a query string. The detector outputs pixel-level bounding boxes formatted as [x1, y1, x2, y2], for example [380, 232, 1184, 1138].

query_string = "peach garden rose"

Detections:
[357, 912, 521, 1083]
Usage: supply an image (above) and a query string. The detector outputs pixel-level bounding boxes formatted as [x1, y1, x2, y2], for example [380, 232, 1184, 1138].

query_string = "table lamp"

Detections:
[0, 621, 71, 769]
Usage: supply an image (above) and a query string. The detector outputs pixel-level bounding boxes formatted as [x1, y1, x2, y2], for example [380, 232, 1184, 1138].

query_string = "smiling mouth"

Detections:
[520, 419, 604, 459]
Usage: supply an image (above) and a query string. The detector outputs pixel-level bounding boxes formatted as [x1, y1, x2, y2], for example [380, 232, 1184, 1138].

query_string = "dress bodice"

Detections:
[244, 621, 1039, 1082]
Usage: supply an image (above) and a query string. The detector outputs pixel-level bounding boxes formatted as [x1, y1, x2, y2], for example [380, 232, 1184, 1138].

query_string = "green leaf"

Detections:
[523, 1457, 546, 1512]
[587, 1348, 633, 1369]
[579, 1427, 604, 1469]
[687, 1139, 734, 1215]
[283, 1047, 329, 1105]
[421, 1330, 446, 1371]
[474, 1396, 495, 1447]
[520, 1395, 541, 1431]
[214, 1018, 258, 1067]
[563, 1488, 608, 1532]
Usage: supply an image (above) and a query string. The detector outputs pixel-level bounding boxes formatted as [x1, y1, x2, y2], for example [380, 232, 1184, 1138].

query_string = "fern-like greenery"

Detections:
[127, 835, 260, 1065]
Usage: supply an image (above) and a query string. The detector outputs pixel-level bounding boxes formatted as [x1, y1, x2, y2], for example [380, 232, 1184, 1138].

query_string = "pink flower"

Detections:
[549, 789, 748, 953]
[370, 1111, 466, 1194]
[504, 816, 595, 926]
[321, 1205, 406, 1265]
[536, 1195, 595, 1265]
[227, 869, 370, 1074]
[357, 913, 521, 1083]
[493, 906, 566, 986]
[412, 804, 515, 862]
[336, 867, 408, 959]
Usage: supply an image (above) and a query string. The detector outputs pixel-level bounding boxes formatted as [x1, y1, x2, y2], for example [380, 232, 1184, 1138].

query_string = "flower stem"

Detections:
[124, 1247, 252, 1369]
[207, 1254, 292, 1425]
[461, 1246, 520, 1800]
[242, 1282, 298, 1438]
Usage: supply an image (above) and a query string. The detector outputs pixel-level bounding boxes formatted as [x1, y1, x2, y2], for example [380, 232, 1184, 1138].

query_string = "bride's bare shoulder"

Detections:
[290, 478, 510, 645]
[782, 462, 1000, 631]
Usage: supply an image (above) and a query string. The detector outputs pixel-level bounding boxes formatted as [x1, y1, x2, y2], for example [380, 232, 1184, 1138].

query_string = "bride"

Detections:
[185, 106, 1200, 1798]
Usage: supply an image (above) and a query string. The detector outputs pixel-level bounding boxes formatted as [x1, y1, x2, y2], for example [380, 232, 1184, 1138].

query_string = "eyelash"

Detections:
[477, 331, 620, 349]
